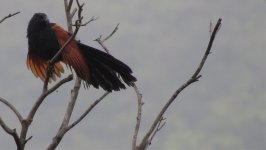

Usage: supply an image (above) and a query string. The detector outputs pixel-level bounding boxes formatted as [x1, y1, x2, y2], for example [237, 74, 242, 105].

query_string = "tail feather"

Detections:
[77, 42, 136, 91]
[89, 58, 125, 91]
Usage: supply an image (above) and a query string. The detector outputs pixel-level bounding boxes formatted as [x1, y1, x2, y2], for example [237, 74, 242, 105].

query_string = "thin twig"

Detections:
[95, 23, 120, 54]
[209, 20, 212, 38]
[70, 8, 77, 19]
[0, 97, 23, 122]
[147, 117, 166, 146]
[192, 18, 222, 78]
[72, 16, 98, 26]
[102, 23, 119, 42]
[138, 18, 222, 150]
[0, 11, 20, 24]
[76, 0, 84, 20]
[25, 136, 33, 144]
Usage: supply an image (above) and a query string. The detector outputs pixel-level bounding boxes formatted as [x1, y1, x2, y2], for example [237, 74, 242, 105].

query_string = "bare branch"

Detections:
[59, 77, 81, 130]
[132, 84, 143, 150]
[62, 21, 127, 136]
[67, 92, 109, 131]
[95, 23, 120, 54]
[0, 97, 23, 122]
[42, 2, 87, 92]
[47, 0, 88, 149]
[64, 0, 74, 32]
[73, 16, 98, 26]
[94, 23, 144, 150]
[67, 0, 74, 11]
[147, 117, 166, 146]
[25, 136, 33, 144]
[47, 91, 109, 150]
[138, 18, 222, 150]
[46, 75, 74, 96]
[56, 0, 85, 130]
[102, 23, 120, 42]
[0, 117, 15, 135]
[0, 11, 20, 24]
[49, 8, 109, 146]
[42, 15, 83, 91]
[192, 18, 222, 78]
[70, 8, 77, 19]
[19, 75, 73, 142]
[76, 0, 84, 20]
[28, 75, 73, 123]
[0, 117, 21, 149]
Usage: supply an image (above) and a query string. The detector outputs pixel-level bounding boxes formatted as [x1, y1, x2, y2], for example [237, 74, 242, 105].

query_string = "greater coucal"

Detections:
[26, 13, 136, 91]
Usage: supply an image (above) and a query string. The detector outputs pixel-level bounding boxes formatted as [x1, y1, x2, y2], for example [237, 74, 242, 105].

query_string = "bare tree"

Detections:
[0, 1, 222, 150]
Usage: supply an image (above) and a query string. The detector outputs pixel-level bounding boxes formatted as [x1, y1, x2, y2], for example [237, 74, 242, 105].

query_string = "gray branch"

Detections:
[132, 84, 143, 150]
[0, 11, 20, 24]
[0, 97, 23, 122]
[137, 18, 222, 150]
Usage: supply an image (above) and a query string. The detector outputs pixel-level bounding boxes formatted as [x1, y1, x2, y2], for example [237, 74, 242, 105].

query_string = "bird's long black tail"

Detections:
[77, 42, 137, 91]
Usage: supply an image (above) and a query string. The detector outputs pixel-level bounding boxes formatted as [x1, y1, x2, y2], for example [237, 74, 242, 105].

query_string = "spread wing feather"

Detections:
[51, 24, 90, 80]
[26, 53, 64, 81]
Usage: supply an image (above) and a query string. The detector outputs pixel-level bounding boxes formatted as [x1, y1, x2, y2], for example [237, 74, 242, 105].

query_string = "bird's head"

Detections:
[27, 13, 50, 37]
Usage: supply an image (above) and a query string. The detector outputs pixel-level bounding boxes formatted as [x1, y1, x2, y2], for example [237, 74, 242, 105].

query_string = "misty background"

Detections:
[0, 0, 265, 150]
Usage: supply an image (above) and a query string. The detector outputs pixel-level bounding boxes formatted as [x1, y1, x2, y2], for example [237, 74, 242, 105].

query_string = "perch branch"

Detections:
[137, 18, 222, 150]
[47, 0, 99, 149]
[57, 0, 88, 131]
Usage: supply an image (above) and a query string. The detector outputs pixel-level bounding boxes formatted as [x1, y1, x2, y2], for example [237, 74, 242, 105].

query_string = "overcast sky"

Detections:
[0, 0, 265, 150]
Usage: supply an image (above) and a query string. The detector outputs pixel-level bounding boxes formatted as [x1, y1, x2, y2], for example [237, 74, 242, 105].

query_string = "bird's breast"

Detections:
[28, 27, 61, 61]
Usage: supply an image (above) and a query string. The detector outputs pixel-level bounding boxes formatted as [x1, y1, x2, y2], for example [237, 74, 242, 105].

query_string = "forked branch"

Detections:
[95, 23, 120, 54]
[137, 18, 222, 150]
[47, 0, 105, 149]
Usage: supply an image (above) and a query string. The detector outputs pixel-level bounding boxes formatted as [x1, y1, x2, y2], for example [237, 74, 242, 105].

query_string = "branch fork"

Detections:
[133, 18, 222, 150]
